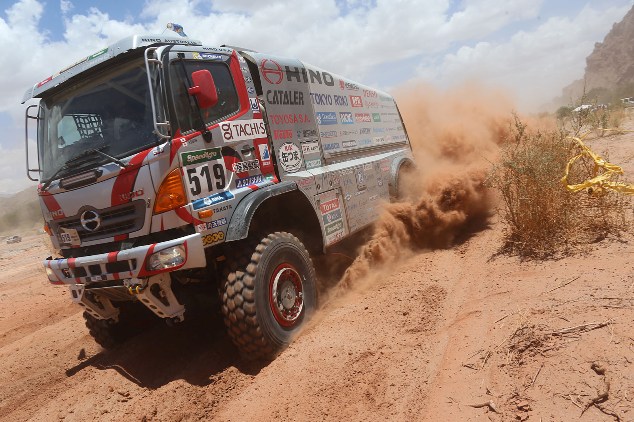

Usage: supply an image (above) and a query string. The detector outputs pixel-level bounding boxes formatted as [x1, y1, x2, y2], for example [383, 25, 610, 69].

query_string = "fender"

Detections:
[388, 156, 416, 199]
[225, 181, 298, 241]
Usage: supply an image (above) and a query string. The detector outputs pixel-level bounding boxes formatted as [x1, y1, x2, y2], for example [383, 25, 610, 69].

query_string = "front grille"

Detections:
[55, 200, 145, 242]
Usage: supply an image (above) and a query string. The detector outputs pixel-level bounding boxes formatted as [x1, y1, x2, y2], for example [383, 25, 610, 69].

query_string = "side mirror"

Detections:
[187, 70, 218, 109]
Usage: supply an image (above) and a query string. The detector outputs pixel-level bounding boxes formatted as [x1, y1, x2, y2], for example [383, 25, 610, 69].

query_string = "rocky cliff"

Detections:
[561, 5, 634, 103]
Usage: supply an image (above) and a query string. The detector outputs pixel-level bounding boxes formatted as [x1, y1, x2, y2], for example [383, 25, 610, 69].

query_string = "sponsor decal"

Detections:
[236, 174, 264, 188]
[373, 127, 385, 133]
[232, 159, 260, 172]
[320, 198, 340, 214]
[202, 46, 233, 53]
[355, 167, 366, 190]
[266, 89, 304, 105]
[355, 113, 371, 123]
[141, 37, 199, 46]
[334, 95, 349, 106]
[322, 208, 342, 225]
[285, 66, 335, 86]
[363, 89, 377, 97]
[320, 130, 337, 138]
[350, 96, 363, 107]
[278, 142, 303, 173]
[192, 52, 223, 60]
[323, 142, 340, 151]
[305, 158, 322, 169]
[88, 47, 108, 61]
[301, 140, 320, 155]
[310, 93, 333, 106]
[196, 217, 227, 232]
[257, 143, 272, 167]
[247, 86, 255, 94]
[339, 112, 354, 124]
[220, 119, 267, 142]
[181, 148, 222, 166]
[325, 219, 344, 237]
[202, 231, 225, 246]
[192, 191, 234, 210]
[359, 127, 371, 135]
[297, 177, 314, 189]
[373, 136, 385, 144]
[358, 138, 373, 146]
[365, 100, 380, 108]
[372, 113, 381, 122]
[245, 76, 253, 83]
[298, 129, 318, 138]
[119, 189, 144, 202]
[274, 129, 293, 140]
[316, 112, 337, 126]
[269, 114, 311, 125]
[342, 140, 357, 148]
[249, 98, 259, 111]
[183, 151, 227, 199]
[339, 129, 358, 136]
[339, 80, 360, 91]
[213, 204, 232, 213]
[260, 59, 283, 84]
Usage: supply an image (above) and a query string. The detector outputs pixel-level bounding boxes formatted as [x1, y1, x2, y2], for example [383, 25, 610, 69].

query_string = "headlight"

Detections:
[45, 267, 55, 279]
[147, 245, 186, 271]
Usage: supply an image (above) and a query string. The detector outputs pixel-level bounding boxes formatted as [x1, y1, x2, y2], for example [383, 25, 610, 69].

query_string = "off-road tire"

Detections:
[83, 311, 123, 349]
[83, 301, 153, 349]
[221, 232, 317, 360]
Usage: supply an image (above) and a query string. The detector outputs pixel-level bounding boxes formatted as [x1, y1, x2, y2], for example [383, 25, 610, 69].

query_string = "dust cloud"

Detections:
[337, 81, 516, 290]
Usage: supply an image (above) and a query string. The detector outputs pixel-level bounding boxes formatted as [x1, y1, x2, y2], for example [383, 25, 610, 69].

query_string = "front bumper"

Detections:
[44, 233, 206, 285]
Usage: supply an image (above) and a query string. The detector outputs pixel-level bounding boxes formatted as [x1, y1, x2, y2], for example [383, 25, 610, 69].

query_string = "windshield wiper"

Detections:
[86, 147, 128, 169]
[65, 146, 127, 169]
[41, 147, 128, 191]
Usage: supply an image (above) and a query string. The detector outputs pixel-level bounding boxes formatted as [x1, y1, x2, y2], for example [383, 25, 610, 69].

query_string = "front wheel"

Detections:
[221, 232, 317, 360]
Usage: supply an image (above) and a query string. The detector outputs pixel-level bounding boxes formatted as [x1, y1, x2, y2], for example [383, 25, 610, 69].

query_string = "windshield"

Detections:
[38, 58, 159, 180]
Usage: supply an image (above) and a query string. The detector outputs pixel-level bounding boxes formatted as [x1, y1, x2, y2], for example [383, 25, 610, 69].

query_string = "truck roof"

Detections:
[22, 34, 203, 103]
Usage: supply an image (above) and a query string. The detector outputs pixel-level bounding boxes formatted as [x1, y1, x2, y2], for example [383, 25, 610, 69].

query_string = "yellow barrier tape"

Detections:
[561, 132, 634, 195]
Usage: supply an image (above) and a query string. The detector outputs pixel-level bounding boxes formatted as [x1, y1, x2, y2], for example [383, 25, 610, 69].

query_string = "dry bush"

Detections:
[489, 115, 630, 258]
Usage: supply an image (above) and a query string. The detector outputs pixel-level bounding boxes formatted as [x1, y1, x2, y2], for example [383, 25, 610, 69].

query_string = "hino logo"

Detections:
[80, 210, 101, 232]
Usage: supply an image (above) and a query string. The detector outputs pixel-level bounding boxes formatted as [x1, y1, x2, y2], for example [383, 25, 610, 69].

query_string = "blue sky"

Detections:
[0, 0, 632, 194]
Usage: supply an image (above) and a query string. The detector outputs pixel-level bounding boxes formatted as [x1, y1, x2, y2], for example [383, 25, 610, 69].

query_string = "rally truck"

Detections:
[23, 28, 413, 359]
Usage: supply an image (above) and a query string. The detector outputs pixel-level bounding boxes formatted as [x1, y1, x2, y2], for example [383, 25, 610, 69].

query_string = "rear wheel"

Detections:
[221, 232, 317, 360]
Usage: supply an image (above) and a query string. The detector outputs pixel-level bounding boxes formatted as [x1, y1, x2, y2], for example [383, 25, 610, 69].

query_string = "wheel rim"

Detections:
[269, 263, 304, 327]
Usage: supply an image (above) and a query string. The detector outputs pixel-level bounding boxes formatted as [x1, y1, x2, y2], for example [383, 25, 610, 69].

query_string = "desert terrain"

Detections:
[1, 110, 633, 421]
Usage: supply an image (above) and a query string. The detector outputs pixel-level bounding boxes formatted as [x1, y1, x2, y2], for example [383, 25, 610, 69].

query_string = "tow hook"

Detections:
[123, 279, 146, 295]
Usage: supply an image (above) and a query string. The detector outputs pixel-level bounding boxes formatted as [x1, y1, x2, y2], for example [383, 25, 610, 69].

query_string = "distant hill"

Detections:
[0, 186, 41, 235]
[558, 5, 634, 106]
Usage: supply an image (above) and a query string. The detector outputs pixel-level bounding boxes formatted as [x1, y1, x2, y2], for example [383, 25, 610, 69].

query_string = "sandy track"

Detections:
[1, 120, 634, 422]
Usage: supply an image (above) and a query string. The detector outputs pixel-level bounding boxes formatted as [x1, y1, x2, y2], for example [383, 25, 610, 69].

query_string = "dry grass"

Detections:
[488, 115, 630, 259]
